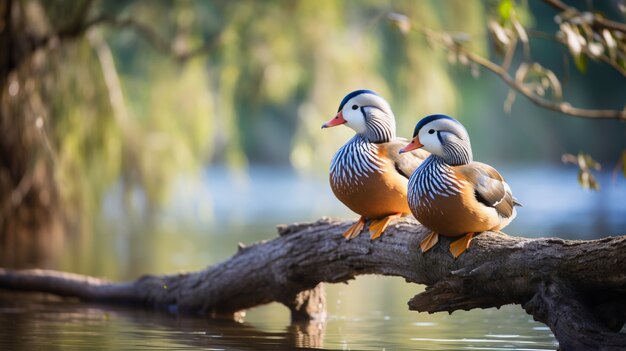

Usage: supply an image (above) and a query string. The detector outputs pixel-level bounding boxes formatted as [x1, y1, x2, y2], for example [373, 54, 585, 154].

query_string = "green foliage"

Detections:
[21, 0, 483, 223]
[573, 52, 588, 73]
[498, 0, 514, 22]
[554, 8, 626, 75]
[479, 0, 625, 187]
[47, 40, 122, 217]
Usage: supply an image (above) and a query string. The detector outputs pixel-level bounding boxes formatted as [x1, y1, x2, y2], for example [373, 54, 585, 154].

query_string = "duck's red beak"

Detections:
[399, 136, 423, 154]
[321, 111, 347, 128]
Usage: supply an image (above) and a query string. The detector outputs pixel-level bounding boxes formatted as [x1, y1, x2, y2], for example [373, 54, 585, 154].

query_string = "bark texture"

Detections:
[1, 217, 625, 350]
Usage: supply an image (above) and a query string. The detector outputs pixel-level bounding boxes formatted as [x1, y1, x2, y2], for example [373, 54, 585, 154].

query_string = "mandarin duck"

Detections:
[322, 90, 428, 240]
[399, 114, 521, 258]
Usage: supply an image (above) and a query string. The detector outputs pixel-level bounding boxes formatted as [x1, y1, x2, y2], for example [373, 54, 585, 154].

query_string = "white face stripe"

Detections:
[340, 93, 395, 141]
[419, 127, 444, 157]
[417, 119, 472, 165]
[342, 104, 367, 134]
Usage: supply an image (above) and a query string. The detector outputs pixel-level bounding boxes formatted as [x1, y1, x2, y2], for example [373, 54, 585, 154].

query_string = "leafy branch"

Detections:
[542, 0, 626, 34]
[388, 1, 626, 121]
[562, 153, 602, 190]
[386, 0, 626, 188]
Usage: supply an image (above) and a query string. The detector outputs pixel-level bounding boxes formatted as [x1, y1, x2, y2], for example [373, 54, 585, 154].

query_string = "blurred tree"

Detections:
[0, 0, 473, 267]
[0, 0, 219, 266]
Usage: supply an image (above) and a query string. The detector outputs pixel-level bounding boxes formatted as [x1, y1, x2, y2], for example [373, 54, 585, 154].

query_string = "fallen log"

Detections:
[1, 217, 625, 350]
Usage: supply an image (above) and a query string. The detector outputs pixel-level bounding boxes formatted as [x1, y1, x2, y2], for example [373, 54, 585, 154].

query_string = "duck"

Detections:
[322, 90, 428, 240]
[399, 114, 521, 258]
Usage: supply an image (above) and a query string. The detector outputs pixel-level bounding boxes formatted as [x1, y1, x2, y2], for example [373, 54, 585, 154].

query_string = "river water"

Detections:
[1, 166, 625, 350]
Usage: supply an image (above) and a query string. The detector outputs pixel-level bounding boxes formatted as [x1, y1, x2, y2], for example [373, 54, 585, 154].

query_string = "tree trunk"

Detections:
[1, 217, 625, 350]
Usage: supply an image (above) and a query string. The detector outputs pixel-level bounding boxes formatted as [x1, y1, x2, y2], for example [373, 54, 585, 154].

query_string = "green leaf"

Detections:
[577, 170, 600, 191]
[564, 153, 601, 191]
[498, 0, 514, 22]
[582, 154, 601, 171]
[602, 29, 617, 60]
[574, 53, 587, 73]
[618, 58, 626, 71]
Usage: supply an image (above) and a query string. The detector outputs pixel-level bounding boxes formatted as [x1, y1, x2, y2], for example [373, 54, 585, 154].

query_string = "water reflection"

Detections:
[0, 293, 324, 350]
[0, 288, 557, 351]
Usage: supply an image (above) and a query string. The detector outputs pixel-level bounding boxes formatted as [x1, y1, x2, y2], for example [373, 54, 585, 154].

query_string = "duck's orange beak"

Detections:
[321, 111, 347, 128]
[399, 136, 423, 154]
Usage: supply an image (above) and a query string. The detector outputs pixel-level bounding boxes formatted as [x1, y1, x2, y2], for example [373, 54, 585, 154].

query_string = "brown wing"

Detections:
[383, 137, 430, 179]
[457, 162, 518, 218]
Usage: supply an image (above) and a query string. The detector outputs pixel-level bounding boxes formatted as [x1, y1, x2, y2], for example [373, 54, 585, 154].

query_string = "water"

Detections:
[1, 166, 625, 350]
[0, 289, 557, 350]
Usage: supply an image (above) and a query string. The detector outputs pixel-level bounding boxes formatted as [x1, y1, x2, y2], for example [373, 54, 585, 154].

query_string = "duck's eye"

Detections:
[428, 129, 435, 134]
[351, 105, 358, 110]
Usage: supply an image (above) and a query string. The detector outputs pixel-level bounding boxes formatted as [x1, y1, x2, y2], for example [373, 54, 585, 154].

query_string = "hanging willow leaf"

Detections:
[559, 22, 590, 73]
[562, 153, 602, 191]
[512, 17, 529, 57]
[498, 0, 513, 22]
[512, 17, 528, 44]
[602, 29, 617, 60]
[489, 19, 510, 46]
[517, 63, 562, 100]
[578, 153, 601, 171]
[561, 22, 584, 56]
[544, 68, 563, 100]
[574, 53, 588, 73]
[515, 62, 529, 83]
[588, 42, 604, 57]
[578, 169, 600, 190]
[503, 89, 516, 114]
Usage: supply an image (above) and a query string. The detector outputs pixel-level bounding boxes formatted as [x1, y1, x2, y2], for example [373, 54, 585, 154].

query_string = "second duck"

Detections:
[399, 114, 521, 258]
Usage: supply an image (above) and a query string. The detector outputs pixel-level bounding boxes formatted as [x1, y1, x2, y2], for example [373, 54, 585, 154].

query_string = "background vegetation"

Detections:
[1, 0, 625, 269]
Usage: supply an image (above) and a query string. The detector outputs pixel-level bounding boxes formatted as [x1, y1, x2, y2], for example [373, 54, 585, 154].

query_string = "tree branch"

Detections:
[542, 0, 626, 34]
[422, 29, 626, 120]
[460, 46, 626, 120]
[528, 30, 626, 78]
[1, 218, 626, 349]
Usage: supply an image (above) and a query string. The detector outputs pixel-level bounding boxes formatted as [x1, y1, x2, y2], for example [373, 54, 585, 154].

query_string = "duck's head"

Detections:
[399, 114, 472, 165]
[322, 90, 396, 143]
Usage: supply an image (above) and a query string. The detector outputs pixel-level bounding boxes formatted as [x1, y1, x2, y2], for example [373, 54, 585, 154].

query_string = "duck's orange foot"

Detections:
[449, 233, 475, 258]
[419, 231, 439, 253]
[343, 216, 366, 240]
[368, 213, 402, 240]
